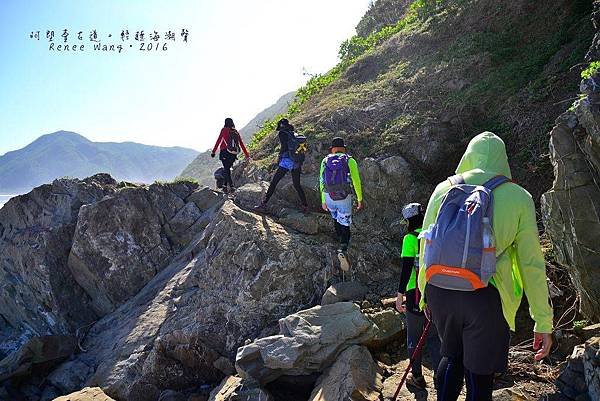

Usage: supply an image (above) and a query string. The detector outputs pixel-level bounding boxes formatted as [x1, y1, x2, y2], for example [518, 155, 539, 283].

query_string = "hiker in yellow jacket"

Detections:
[417, 132, 553, 401]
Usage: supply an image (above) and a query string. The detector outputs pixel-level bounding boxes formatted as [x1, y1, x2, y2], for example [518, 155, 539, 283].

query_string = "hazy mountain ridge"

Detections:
[0, 131, 199, 193]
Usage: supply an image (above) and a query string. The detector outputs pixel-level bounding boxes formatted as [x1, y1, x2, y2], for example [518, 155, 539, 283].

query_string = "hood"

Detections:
[455, 132, 512, 179]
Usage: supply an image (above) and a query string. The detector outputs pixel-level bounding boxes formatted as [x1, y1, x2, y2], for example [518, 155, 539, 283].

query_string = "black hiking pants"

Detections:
[219, 150, 236, 187]
[425, 284, 510, 401]
[264, 166, 307, 206]
[334, 221, 351, 251]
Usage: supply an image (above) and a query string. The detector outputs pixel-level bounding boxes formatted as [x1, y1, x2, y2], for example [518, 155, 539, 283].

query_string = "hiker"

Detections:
[256, 118, 308, 211]
[320, 137, 363, 271]
[396, 202, 441, 390]
[417, 132, 553, 401]
[214, 167, 225, 190]
[211, 118, 250, 193]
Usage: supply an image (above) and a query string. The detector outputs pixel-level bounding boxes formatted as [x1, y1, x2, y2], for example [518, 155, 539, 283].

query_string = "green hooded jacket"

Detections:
[417, 132, 553, 334]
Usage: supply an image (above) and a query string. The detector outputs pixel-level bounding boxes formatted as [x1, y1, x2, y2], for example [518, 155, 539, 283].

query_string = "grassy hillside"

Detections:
[251, 0, 594, 203]
[0, 131, 198, 193]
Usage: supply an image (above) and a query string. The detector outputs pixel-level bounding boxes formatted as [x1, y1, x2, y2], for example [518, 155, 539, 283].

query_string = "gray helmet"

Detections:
[402, 203, 423, 220]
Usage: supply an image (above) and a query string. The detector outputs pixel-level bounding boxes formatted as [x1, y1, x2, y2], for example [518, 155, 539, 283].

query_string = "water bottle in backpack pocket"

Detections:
[421, 174, 508, 291]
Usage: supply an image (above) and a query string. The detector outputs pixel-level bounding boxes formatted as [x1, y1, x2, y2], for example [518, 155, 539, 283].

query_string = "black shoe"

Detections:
[406, 373, 427, 390]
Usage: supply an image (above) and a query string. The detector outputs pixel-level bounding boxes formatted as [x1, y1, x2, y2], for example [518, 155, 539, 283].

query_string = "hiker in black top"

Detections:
[257, 118, 308, 211]
[397, 203, 441, 390]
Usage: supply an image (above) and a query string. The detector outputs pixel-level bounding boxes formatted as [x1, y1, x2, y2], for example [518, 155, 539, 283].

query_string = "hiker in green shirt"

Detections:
[396, 202, 441, 390]
[319, 137, 363, 271]
[417, 132, 553, 401]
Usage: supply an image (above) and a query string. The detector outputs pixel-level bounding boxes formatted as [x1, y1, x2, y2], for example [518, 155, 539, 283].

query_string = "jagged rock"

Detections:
[67, 182, 207, 316]
[308, 345, 382, 401]
[583, 336, 600, 401]
[557, 344, 588, 399]
[363, 309, 405, 349]
[208, 376, 274, 401]
[235, 302, 377, 385]
[0, 335, 77, 381]
[47, 201, 331, 401]
[0, 175, 117, 352]
[321, 282, 369, 305]
[52, 387, 115, 401]
[542, 106, 600, 322]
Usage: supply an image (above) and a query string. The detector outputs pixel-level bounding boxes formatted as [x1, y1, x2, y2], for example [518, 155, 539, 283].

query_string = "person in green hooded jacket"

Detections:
[417, 132, 553, 401]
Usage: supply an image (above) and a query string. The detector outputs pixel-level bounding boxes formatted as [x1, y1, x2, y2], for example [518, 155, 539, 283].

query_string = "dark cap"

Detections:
[330, 137, 345, 148]
[276, 118, 290, 131]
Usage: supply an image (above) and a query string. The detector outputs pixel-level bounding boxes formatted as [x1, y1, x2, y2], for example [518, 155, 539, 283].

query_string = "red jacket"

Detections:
[212, 127, 249, 158]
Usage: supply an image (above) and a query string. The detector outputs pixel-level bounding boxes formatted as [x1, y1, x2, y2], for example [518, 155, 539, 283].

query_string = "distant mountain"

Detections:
[0, 131, 199, 193]
[179, 91, 296, 186]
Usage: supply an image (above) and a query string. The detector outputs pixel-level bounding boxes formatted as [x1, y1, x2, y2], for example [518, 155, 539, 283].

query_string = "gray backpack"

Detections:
[421, 174, 509, 291]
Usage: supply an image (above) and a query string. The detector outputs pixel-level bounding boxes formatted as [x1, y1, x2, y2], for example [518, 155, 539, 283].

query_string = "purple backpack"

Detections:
[421, 174, 509, 291]
[323, 154, 352, 200]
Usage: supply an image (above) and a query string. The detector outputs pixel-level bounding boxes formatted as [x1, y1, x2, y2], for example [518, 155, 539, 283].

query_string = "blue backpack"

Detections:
[421, 174, 509, 291]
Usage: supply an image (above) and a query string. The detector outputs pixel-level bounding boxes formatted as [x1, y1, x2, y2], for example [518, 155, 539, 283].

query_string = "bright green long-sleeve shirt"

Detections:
[319, 153, 363, 203]
[418, 132, 553, 334]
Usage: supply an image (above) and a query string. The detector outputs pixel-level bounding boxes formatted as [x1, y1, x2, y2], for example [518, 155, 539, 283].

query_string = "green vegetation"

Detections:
[573, 319, 590, 332]
[582, 61, 600, 79]
[249, 65, 345, 148]
[249, 0, 436, 150]
[154, 176, 199, 186]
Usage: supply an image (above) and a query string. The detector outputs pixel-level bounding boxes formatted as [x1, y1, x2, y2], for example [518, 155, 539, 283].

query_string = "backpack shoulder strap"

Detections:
[447, 174, 465, 186]
[482, 175, 510, 191]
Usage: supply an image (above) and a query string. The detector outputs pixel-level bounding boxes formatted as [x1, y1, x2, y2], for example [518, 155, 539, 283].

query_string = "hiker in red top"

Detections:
[211, 118, 250, 193]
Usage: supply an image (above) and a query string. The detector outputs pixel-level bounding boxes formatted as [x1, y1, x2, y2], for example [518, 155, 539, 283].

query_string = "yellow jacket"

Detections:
[418, 132, 553, 333]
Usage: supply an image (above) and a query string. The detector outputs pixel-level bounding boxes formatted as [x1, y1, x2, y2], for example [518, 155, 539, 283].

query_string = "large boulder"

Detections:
[235, 302, 377, 385]
[542, 107, 600, 322]
[308, 345, 382, 401]
[542, 10, 600, 322]
[0, 175, 117, 354]
[67, 181, 216, 316]
[363, 309, 405, 349]
[47, 201, 332, 401]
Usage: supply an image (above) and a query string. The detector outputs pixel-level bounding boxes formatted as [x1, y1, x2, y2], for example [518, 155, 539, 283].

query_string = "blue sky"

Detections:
[0, 0, 371, 154]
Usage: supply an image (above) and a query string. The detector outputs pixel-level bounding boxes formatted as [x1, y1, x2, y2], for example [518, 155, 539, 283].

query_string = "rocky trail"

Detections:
[2, 0, 600, 400]
[0, 174, 597, 401]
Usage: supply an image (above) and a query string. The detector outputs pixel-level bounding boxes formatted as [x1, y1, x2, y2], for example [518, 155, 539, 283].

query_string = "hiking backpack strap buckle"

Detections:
[482, 175, 510, 191]
[447, 174, 465, 186]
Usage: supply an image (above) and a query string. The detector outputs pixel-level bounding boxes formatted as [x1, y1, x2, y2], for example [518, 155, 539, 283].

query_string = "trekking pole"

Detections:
[392, 316, 432, 400]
